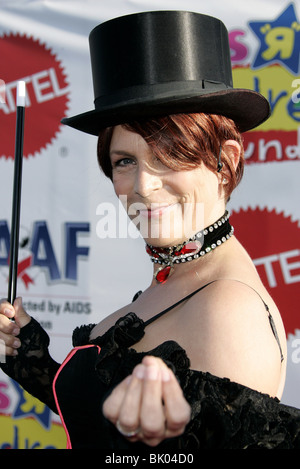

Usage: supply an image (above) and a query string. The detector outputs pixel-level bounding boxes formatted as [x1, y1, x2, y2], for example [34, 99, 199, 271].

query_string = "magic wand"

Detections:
[7, 81, 26, 305]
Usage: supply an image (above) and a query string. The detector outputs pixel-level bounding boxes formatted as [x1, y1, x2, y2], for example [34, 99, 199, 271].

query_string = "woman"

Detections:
[1, 11, 300, 450]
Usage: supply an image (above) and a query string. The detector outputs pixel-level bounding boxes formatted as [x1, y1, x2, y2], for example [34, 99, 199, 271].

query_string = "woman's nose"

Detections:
[134, 168, 163, 197]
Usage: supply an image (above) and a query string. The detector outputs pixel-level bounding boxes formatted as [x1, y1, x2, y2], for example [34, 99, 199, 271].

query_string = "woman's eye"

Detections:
[114, 157, 135, 168]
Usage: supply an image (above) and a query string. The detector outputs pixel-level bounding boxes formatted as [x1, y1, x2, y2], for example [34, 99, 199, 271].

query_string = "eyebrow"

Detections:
[109, 150, 135, 158]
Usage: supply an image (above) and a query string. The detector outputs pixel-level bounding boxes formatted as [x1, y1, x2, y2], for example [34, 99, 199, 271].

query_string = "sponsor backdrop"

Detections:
[0, 0, 299, 449]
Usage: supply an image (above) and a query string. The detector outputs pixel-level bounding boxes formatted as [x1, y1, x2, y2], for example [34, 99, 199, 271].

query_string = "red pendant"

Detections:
[155, 265, 173, 283]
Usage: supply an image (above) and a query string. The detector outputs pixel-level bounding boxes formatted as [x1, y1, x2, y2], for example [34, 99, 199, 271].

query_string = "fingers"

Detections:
[0, 299, 16, 322]
[0, 297, 31, 328]
[0, 329, 21, 356]
[0, 297, 30, 357]
[13, 298, 31, 328]
[0, 300, 19, 356]
[103, 372, 141, 425]
[139, 357, 190, 445]
[103, 368, 144, 442]
[136, 360, 165, 446]
[103, 355, 191, 447]
[162, 368, 191, 437]
[117, 366, 144, 439]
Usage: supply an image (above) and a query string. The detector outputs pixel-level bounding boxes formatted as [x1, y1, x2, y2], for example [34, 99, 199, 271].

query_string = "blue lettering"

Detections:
[65, 223, 90, 280]
[30, 221, 60, 280]
[0, 220, 10, 266]
[0, 220, 90, 284]
[253, 76, 287, 114]
[0, 425, 57, 449]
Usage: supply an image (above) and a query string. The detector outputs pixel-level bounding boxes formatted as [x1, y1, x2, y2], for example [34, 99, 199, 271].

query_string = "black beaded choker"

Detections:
[146, 211, 234, 283]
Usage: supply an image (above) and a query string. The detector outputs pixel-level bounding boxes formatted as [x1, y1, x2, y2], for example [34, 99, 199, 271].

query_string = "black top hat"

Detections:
[61, 10, 270, 135]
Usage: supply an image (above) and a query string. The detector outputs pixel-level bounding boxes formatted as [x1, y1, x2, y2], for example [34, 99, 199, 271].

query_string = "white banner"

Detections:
[0, 0, 299, 449]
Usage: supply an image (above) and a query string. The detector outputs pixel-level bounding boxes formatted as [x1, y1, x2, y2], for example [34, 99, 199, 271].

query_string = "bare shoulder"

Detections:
[184, 279, 286, 398]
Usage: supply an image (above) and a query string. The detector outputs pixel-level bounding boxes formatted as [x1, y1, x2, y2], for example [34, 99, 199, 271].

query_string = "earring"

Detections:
[217, 145, 223, 173]
[222, 177, 227, 184]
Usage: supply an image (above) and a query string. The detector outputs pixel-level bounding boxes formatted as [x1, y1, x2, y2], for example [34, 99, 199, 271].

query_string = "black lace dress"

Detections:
[1, 286, 300, 450]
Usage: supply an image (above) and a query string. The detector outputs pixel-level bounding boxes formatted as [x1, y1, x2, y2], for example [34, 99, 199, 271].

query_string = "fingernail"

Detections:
[4, 308, 13, 317]
[124, 375, 132, 385]
[14, 297, 22, 308]
[13, 339, 21, 348]
[161, 368, 171, 382]
[133, 364, 145, 380]
[145, 366, 159, 381]
[12, 328, 20, 336]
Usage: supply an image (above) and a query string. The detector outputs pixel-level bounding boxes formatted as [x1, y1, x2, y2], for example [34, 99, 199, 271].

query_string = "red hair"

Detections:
[97, 113, 244, 200]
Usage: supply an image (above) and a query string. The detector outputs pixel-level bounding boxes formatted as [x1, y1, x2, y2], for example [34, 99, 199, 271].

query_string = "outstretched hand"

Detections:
[102, 355, 191, 446]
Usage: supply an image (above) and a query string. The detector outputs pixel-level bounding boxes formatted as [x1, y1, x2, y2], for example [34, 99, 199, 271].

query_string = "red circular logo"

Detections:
[231, 207, 300, 336]
[0, 33, 69, 159]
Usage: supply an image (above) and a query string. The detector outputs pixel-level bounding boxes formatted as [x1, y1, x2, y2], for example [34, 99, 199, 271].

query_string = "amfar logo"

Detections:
[0, 220, 90, 289]
[0, 33, 69, 159]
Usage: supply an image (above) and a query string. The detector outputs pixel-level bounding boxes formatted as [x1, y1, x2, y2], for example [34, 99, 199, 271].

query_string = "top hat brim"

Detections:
[61, 86, 271, 136]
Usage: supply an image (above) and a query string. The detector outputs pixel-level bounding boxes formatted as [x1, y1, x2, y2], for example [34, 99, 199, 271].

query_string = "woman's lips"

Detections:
[138, 204, 177, 219]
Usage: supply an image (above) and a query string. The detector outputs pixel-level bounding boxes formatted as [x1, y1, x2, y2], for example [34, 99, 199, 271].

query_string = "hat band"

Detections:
[94, 80, 231, 109]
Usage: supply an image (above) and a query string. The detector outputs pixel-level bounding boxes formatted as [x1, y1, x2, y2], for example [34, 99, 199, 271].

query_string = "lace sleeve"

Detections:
[174, 369, 300, 449]
[0, 317, 60, 413]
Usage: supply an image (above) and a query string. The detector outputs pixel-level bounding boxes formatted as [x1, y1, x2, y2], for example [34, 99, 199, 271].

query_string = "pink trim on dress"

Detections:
[52, 345, 101, 449]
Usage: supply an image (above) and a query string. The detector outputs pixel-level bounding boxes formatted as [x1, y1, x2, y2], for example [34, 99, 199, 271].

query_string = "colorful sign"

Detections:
[0, 378, 66, 449]
[0, 0, 299, 448]
[231, 3, 300, 163]
[228, 3, 300, 340]
[0, 33, 69, 159]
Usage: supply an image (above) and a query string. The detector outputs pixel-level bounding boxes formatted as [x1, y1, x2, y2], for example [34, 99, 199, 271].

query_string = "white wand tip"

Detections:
[17, 81, 26, 107]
